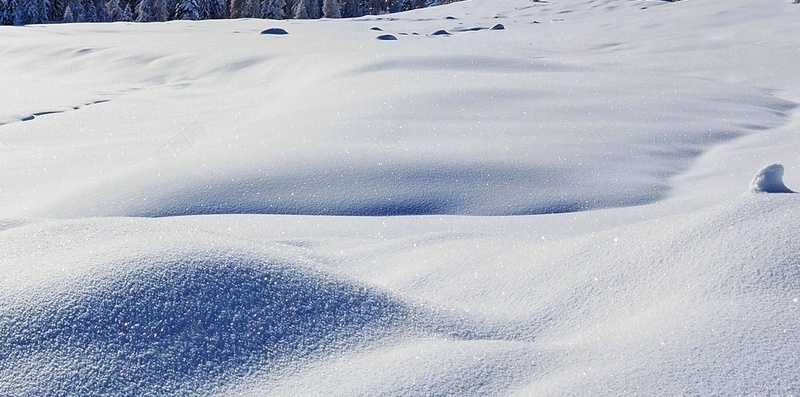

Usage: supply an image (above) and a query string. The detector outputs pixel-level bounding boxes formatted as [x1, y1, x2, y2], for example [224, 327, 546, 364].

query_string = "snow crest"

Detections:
[749, 164, 795, 193]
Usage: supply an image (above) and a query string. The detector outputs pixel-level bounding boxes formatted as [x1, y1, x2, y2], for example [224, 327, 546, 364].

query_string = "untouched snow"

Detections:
[1, 0, 800, 395]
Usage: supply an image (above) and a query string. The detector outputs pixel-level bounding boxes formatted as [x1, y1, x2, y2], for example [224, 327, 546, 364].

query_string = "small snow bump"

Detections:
[370, 26, 383, 31]
[491, 23, 505, 30]
[749, 164, 795, 193]
[375, 34, 398, 41]
[430, 29, 450, 36]
[260, 28, 288, 35]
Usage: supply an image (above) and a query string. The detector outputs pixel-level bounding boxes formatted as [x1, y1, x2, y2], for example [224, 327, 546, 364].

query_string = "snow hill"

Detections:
[1, 0, 799, 395]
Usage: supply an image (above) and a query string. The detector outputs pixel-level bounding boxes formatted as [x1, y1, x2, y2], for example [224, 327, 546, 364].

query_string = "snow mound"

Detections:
[0, 253, 412, 396]
[0, 219, 515, 396]
[749, 164, 795, 193]
[260, 27, 288, 35]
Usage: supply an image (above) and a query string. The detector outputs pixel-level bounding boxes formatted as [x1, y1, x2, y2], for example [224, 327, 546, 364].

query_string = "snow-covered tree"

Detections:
[164, 0, 176, 18]
[206, 0, 226, 18]
[399, 0, 421, 11]
[119, 1, 132, 18]
[61, 1, 74, 19]
[260, 0, 283, 19]
[14, 0, 44, 24]
[282, 0, 291, 16]
[340, 0, 358, 17]
[82, 0, 98, 20]
[292, 0, 316, 18]
[106, 0, 123, 19]
[174, 0, 198, 19]
[0, 0, 8, 24]
[227, 0, 242, 17]
[47, 0, 66, 21]
[367, 0, 390, 14]
[321, 0, 338, 18]
[62, 0, 82, 20]
[230, 0, 259, 18]
[41, 0, 54, 21]
[91, 0, 108, 20]
[135, 0, 166, 21]
[292, 0, 308, 18]
[307, 0, 318, 18]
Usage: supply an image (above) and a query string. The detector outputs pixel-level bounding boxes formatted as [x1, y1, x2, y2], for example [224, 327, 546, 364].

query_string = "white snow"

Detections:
[1, 0, 800, 395]
[750, 163, 795, 193]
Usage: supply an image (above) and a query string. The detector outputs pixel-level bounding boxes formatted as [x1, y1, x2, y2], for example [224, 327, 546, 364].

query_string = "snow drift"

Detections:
[1, 0, 800, 395]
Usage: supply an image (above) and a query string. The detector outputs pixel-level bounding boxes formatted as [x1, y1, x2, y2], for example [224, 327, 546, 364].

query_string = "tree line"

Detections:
[0, 0, 461, 25]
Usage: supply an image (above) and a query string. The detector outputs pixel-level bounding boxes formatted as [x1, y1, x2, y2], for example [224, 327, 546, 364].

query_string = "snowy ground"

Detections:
[1, 0, 799, 395]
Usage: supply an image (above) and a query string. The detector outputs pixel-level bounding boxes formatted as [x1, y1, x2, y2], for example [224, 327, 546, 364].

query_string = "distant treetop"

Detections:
[0, 0, 463, 25]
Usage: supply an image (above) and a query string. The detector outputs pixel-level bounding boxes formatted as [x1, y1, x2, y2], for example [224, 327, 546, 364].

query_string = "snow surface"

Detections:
[1, 0, 800, 395]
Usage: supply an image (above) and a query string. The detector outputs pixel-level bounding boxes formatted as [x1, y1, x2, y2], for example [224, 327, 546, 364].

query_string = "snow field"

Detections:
[1, 0, 800, 395]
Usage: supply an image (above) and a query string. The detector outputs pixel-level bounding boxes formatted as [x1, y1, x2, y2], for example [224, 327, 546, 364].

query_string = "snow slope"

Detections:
[1, 0, 799, 395]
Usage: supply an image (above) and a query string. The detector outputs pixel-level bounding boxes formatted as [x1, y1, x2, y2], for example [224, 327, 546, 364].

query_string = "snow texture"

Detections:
[1, 0, 800, 395]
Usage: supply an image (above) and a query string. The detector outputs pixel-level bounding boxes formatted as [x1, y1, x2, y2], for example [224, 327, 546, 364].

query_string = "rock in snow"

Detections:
[749, 164, 795, 193]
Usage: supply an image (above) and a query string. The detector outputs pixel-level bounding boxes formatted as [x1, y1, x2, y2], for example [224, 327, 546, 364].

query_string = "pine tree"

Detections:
[119, 1, 132, 18]
[48, 0, 65, 21]
[308, 0, 318, 18]
[206, 0, 225, 18]
[82, 0, 97, 20]
[163, 0, 175, 18]
[37, 0, 50, 21]
[282, 0, 291, 17]
[260, 0, 283, 19]
[136, 0, 166, 21]
[399, 0, 420, 11]
[246, 0, 259, 17]
[15, 0, 43, 24]
[93, 0, 108, 20]
[153, 0, 167, 19]
[367, 0, 387, 14]
[340, 0, 358, 17]
[62, 0, 82, 20]
[196, 0, 208, 17]
[227, 0, 242, 17]
[292, 0, 308, 18]
[106, 0, 123, 20]
[61, 1, 73, 19]
[0, 0, 7, 25]
[134, 0, 145, 19]
[174, 0, 198, 19]
[7, 0, 19, 24]
[233, 0, 257, 17]
[321, 0, 337, 18]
